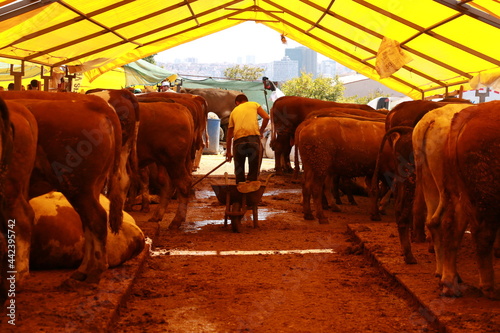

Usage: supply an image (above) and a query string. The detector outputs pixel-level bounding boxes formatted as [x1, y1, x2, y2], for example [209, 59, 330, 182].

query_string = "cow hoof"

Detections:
[70, 271, 87, 281]
[370, 214, 381, 221]
[148, 216, 161, 222]
[404, 255, 418, 264]
[59, 278, 98, 294]
[483, 288, 500, 300]
[441, 285, 462, 298]
[318, 218, 329, 224]
[168, 220, 182, 229]
[304, 213, 315, 220]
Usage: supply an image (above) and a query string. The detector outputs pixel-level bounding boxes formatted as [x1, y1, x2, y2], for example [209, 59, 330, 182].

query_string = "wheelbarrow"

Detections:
[211, 173, 273, 233]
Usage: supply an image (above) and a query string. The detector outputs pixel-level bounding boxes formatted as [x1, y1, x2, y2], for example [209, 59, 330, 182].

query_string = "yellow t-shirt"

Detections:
[228, 101, 261, 141]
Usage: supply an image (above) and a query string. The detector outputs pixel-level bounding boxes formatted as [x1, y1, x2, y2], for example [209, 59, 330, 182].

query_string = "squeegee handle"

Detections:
[191, 160, 228, 187]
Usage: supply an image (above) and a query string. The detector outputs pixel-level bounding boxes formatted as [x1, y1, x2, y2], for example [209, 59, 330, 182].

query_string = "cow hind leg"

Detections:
[301, 168, 314, 220]
[168, 164, 193, 229]
[312, 175, 328, 224]
[67, 194, 108, 284]
[394, 183, 417, 264]
[149, 167, 173, 223]
[494, 228, 500, 258]
[439, 203, 467, 297]
[324, 174, 341, 212]
[472, 218, 499, 299]
[11, 198, 35, 287]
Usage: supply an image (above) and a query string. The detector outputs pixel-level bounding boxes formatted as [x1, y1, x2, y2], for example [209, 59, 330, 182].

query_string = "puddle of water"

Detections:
[194, 190, 216, 199]
[264, 188, 302, 196]
[183, 208, 286, 233]
[181, 219, 225, 233]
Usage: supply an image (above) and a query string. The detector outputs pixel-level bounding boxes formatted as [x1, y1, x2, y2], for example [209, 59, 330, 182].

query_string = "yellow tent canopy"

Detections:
[0, 0, 499, 100]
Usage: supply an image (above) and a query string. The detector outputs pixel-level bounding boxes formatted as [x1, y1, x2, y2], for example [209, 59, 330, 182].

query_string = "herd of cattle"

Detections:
[270, 95, 499, 299]
[0, 90, 498, 309]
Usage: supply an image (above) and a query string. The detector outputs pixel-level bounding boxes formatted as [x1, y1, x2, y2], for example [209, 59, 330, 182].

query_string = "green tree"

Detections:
[281, 72, 344, 101]
[142, 54, 157, 65]
[224, 65, 265, 80]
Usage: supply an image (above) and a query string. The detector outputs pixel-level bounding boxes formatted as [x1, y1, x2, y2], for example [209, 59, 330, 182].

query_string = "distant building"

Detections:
[285, 46, 317, 77]
[245, 55, 256, 64]
[319, 59, 337, 78]
[340, 74, 405, 98]
[267, 56, 298, 82]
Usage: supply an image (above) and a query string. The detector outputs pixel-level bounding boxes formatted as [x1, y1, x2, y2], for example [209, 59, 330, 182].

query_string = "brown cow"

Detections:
[0, 97, 13, 305]
[270, 96, 375, 174]
[138, 92, 208, 170]
[416, 101, 500, 298]
[0, 100, 37, 305]
[6, 89, 138, 209]
[0, 91, 123, 286]
[29, 192, 144, 269]
[412, 103, 472, 296]
[136, 102, 194, 228]
[297, 116, 393, 224]
[86, 89, 141, 202]
[294, 108, 386, 207]
[370, 100, 473, 265]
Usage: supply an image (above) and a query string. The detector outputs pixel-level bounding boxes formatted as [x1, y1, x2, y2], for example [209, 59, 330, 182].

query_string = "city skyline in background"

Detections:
[154, 21, 355, 81]
[156, 22, 327, 64]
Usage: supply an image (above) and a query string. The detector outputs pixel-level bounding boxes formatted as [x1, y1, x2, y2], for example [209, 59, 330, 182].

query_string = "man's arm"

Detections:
[226, 126, 234, 162]
[257, 106, 270, 136]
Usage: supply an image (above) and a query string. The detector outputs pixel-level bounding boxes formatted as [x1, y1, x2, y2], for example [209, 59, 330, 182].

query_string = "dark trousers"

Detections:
[233, 135, 262, 184]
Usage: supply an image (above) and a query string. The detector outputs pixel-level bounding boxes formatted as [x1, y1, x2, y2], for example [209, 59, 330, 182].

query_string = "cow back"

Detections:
[298, 117, 389, 177]
[137, 102, 195, 165]
[447, 101, 500, 210]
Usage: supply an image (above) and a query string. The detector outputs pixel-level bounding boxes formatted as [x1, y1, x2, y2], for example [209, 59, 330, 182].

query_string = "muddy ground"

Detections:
[0, 157, 498, 332]
[113, 166, 498, 333]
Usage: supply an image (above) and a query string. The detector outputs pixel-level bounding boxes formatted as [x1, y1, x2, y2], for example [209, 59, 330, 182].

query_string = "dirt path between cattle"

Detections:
[109, 157, 498, 333]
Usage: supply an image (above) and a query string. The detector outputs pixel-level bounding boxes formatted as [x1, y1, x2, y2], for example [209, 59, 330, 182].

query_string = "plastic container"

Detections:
[203, 118, 221, 154]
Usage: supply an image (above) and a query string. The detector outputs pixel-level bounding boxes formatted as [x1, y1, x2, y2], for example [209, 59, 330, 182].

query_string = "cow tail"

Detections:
[108, 117, 124, 234]
[293, 124, 302, 177]
[370, 126, 413, 219]
[270, 104, 275, 150]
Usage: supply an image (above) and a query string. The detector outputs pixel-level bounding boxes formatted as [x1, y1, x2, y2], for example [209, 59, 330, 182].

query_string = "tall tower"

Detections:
[285, 46, 317, 77]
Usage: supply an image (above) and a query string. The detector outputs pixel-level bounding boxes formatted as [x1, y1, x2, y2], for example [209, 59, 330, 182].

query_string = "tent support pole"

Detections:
[65, 67, 76, 92]
[40, 66, 53, 92]
[9, 61, 25, 91]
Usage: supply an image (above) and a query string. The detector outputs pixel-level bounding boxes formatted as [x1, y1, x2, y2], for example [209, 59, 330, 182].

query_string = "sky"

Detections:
[155, 21, 327, 64]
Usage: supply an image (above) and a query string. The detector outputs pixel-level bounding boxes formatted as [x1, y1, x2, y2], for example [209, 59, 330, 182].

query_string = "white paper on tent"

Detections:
[469, 68, 500, 91]
[375, 37, 412, 79]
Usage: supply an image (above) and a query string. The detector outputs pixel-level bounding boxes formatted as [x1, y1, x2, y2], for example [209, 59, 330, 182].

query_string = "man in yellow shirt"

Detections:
[226, 94, 270, 184]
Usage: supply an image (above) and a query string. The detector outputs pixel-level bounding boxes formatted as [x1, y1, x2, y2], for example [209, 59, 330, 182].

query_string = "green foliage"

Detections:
[281, 72, 344, 101]
[142, 55, 157, 65]
[338, 89, 389, 104]
[224, 65, 265, 80]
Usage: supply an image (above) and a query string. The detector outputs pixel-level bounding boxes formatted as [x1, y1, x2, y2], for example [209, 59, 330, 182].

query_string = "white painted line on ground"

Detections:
[150, 248, 336, 257]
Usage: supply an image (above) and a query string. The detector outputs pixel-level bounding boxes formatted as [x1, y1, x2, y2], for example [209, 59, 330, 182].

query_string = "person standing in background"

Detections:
[30, 79, 40, 90]
[225, 94, 270, 184]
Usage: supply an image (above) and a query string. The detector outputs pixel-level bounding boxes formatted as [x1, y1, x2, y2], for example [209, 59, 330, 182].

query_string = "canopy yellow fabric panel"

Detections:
[0, 0, 499, 99]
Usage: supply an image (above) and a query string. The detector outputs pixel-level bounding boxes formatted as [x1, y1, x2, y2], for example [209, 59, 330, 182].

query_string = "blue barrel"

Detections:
[203, 118, 221, 154]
